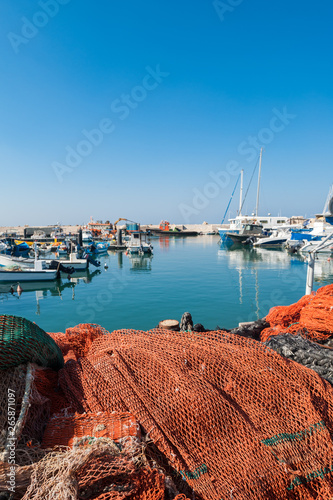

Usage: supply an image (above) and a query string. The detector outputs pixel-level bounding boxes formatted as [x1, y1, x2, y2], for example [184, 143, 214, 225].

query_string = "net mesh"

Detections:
[261, 284, 333, 342]
[42, 412, 140, 449]
[54, 327, 333, 499]
[0, 314, 64, 370]
[3, 285, 333, 498]
[0, 364, 50, 468]
[21, 439, 166, 500]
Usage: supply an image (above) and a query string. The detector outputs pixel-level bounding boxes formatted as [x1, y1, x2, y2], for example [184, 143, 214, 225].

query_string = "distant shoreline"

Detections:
[0, 223, 223, 237]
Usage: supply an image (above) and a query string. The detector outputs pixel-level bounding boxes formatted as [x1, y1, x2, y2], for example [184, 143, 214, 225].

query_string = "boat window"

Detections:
[134, 234, 139, 239]
[260, 220, 268, 224]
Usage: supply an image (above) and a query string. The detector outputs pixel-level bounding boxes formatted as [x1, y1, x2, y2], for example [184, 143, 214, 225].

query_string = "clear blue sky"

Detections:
[0, 0, 332, 225]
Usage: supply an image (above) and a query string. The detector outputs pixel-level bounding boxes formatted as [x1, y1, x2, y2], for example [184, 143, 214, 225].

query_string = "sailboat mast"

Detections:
[239, 169, 244, 216]
[255, 148, 263, 217]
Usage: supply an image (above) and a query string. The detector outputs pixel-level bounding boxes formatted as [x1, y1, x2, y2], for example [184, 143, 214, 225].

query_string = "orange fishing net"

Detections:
[22, 439, 166, 500]
[42, 411, 140, 449]
[8, 284, 333, 498]
[48, 323, 107, 361]
[261, 284, 333, 342]
[53, 327, 333, 500]
[77, 458, 165, 500]
[33, 367, 70, 415]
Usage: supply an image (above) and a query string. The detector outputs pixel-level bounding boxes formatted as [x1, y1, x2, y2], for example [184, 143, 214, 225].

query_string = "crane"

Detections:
[113, 218, 128, 229]
[112, 218, 139, 232]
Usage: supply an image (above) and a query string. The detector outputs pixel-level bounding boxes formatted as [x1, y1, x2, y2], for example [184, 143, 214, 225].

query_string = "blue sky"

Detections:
[0, 0, 332, 225]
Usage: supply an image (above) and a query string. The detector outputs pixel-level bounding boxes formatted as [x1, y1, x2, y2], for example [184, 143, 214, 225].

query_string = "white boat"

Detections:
[218, 151, 290, 241]
[0, 253, 88, 272]
[253, 226, 299, 248]
[0, 241, 8, 252]
[82, 229, 94, 245]
[126, 231, 153, 255]
[286, 186, 333, 253]
[0, 258, 58, 282]
[300, 239, 333, 255]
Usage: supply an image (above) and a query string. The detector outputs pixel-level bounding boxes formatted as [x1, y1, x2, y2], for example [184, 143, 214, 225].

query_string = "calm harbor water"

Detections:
[1, 235, 333, 333]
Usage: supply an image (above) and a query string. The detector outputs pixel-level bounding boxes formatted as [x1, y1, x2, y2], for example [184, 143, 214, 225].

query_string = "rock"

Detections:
[193, 323, 206, 332]
[180, 312, 193, 331]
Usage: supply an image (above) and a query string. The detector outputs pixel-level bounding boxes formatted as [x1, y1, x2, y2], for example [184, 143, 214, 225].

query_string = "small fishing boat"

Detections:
[0, 252, 89, 272]
[0, 258, 59, 282]
[1, 240, 31, 257]
[225, 223, 266, 245]
[82, 229, 94, 245]
[85, 242, 109, 255]
[55, 243, 69, 256]
[126, 231, 153, 255]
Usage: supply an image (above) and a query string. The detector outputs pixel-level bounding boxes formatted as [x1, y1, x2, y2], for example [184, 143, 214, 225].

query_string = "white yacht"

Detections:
[218, 150, 289, 242]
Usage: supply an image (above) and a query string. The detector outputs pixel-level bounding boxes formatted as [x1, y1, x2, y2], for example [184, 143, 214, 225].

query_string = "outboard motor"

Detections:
[243, 236, 256, 246]
[86, 254, 101, 268]
[48, 260, 75, 277]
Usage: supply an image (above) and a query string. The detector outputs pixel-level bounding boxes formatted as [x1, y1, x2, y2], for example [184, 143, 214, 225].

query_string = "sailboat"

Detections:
[218, 149, 289, 242]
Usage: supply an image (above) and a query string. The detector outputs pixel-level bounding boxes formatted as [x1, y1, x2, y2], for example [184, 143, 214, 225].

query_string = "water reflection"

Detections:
[218, 244, 306, 321]
[218, 245, 303, 268]
[128, 254, 153, 271]
[0, 269, 101, 311]
[218, 244, 333, 321]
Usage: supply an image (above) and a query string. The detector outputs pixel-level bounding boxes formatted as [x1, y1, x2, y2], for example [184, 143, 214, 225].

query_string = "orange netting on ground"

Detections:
[4, 285, 333, 499]
[22, 439, 166, 500]
[33, 367, 71, 415]
[51, 327, 333, 500]
[48, 323, 107, 361]
[261, 284, 333, 342]
[42, 411, 140, 449]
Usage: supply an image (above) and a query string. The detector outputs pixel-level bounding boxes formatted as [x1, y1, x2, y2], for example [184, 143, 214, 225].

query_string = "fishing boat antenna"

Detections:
[255, 148, 263, 217]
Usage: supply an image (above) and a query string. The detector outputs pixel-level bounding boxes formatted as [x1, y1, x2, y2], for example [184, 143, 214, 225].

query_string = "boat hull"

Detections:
[0, 254, 88, 272]
[226, 233, 264, 244]
[253, 238, 288, 248]
[0, 269, 58, 282]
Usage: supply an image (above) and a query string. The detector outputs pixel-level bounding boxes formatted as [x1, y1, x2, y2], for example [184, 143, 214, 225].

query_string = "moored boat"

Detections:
[0, 259, 59, 282]
[126, 231, 153, 255]
[225, 223, 266, 245]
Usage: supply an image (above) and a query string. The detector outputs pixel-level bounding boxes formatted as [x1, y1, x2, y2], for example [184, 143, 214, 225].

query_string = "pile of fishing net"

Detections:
[2, 282, 333, 500]
[265, 333, 333, 385]
[21, 438, 167, 500]
[261, 284, 333, 342]
[52, 327, 333, 499]
[0, 314, 64, 370]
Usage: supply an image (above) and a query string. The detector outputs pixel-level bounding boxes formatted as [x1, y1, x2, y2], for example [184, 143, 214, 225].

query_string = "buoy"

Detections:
[17, 284, 23, 296]
[104, 263, 108, 269]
